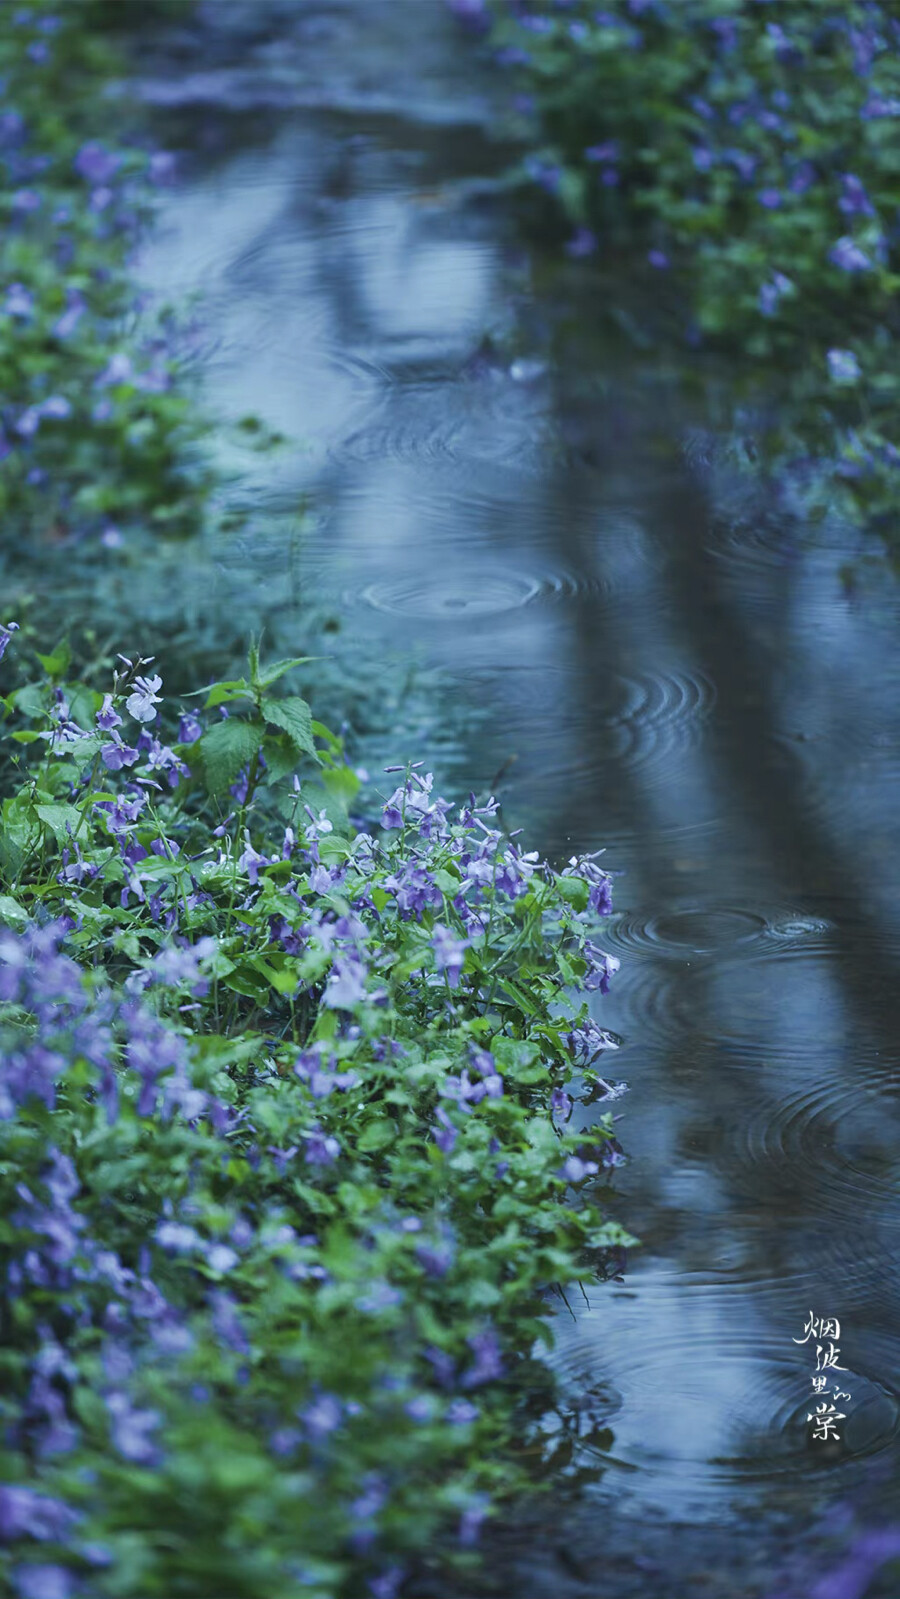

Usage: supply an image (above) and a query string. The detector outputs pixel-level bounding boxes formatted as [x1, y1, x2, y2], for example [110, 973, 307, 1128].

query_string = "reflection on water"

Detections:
[136, 0, 900, 1560]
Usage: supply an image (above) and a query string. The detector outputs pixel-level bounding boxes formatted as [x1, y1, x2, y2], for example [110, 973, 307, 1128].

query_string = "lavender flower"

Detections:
[0, 620, 20, 660]
[829, 236, 873, 272]
[4, 282, 34, 318]
[827, 348, 861, 384]
[12, 1566, 75, 1599]
[125, 673, 163, 723]
[74, 142, 122, 185]
[462, 1324, 504, 1387]
[431, 923, 468, 987]
[0, 1487, 78, 1542]
[106, 1391, 160, 1463]
[96, 694, 121, 731]
[324, 954, 368, 1009]
[839, 173, 875, 217]
[565, 226, 598, 258]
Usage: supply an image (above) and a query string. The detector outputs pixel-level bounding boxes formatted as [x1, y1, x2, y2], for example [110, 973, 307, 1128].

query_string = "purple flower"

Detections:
[759, 271, 793, 316]
[565, 226, 598, 258]
[148, 150, 177, 184]
[0, 1487, 78, 1542]
[433, 1105, 457, 1154]
[446, 1398, 479, 1425]
[458, 1493, 489, 1547]
[560, 1154, 599, 1183]
[862, 94, 900, 119]
[565, 1018, 620, 1064]
[148, 937, 216, 994]
[425, 1346, 456, 1387]
[4, 282, 34, 318]
[126, 673, 163, 722]
[757, 187, 782, 209]
[156, 1220, 202, 1254]
[304, 1127, 340, 1166]
[585, 141, 619, 163]
[583, 943, 620, 993]
[788, 160, 816, 194]
[562, 851, 613, 914]
[178, 712, 203, 744]
[74, 142, 122, 185]
[206, 1244, 238, 1273]
[211, 1292, 249, 1354]
[431, 923, 468, 987]
[369, 1567, 404, 1599]
[101, 736, 140, 771]
[12, 1566, 75, 1599]
[96, 694, 121, 731]
[94, 793, 146, 835]
[324, 954, 368, 1009]
[41, 396, 72, 421]
[0, 620, 20, 660]
[829, 236, 873, 272]
[96, 351, 132, 388]
[551, 1086, 573, 1122]
[11, 189, 41, 213]
[462, 1325, 504, 1387]
[648, 248, 669, 269]
[827, 348, 861, 385]
[839, 173, 875, 217]
[415, 1231, 455, 1277]
[106, 1391, 160, 1463]
[302, 1392, 343, 1439]
[52, 291, 85, 341]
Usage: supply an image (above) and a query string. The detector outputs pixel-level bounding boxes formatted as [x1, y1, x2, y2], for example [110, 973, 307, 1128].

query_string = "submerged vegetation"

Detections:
[460, 0, 900, 541]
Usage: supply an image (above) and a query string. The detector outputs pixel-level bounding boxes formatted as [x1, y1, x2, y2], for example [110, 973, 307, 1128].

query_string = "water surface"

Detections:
[135, 0, 900, 1582]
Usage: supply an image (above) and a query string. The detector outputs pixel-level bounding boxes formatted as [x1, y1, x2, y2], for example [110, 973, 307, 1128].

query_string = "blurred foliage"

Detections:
[0, 0, 211, 547]
[468, 0, 900, 548]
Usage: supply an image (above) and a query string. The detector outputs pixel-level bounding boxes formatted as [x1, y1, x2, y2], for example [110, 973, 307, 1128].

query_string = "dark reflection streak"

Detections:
[652, 469, 900, 1045]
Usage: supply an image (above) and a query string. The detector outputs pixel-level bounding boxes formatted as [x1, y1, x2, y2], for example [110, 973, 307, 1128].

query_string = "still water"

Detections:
[135, 0, 900, 1579]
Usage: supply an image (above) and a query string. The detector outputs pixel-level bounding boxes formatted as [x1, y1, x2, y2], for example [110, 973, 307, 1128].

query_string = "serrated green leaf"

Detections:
[261, 733, 300, 785]
[198, 719, 264, 794]
[261, 695, 317, 759]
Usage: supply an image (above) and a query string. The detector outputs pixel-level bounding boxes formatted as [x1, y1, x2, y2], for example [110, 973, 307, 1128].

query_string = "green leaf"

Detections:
[193, 678, 253, 708]
[0, 893, 28, 927]
[198, 719, 264, 794]
[37, 639, 72, 679]
[258, 655, 313, 689]
[35, 802, 82, 845]
[357, 1120, 395, 1153]
[261, 695, 317, 759]
[260, 733, 300, 785]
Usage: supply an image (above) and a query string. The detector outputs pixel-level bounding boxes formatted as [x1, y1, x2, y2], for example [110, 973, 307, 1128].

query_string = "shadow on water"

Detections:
[131, 0, 900, 1588]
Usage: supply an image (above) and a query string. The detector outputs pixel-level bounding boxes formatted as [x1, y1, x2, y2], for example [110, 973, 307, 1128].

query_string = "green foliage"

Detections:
[0, 0, 211, 547]
[483, 0, 900, 540]
[0, 635, 633, 1598]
